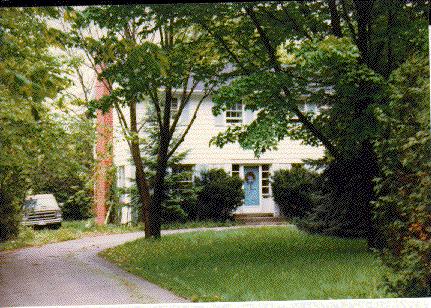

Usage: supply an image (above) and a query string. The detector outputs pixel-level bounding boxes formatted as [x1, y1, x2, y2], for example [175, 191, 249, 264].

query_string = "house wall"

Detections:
[112, 92, 324, 216]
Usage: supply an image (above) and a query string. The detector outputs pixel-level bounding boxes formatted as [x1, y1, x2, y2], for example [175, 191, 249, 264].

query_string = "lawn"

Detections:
[100, 226, 388, 302]
[0, 219, 239, 251]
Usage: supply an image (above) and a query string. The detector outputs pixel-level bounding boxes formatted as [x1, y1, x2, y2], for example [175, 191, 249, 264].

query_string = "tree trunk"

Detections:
[352, 0, 386, 249]
[328, 0, 343, 38]
[129, 99, 152, 236]
[358, 140, 384, 249]
[146, 86, 174, 238]
[149, 144, 169, 238]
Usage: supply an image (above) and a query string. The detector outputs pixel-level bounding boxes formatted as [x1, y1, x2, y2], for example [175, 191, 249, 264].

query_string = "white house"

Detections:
[112, 87, 324, 220]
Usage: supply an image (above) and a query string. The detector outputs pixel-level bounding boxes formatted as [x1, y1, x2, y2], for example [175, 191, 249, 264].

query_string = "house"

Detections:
[105, 82, 324, 222]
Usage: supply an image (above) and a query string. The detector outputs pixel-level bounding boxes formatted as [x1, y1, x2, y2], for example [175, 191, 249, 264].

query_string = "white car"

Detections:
[22, 194, 62, 228]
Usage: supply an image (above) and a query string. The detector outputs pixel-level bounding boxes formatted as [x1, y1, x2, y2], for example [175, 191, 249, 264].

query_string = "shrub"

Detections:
[129, 167, 196, 224]
[372, 55, 431, 297]
[297, 154, 379, 239]
[0, 188, 22, 242]
[272, 165, 318, 219]
[192, 169, 244, 221]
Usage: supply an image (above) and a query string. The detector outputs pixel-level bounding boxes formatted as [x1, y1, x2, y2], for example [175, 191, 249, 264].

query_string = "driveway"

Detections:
[0, 226, 266, 307]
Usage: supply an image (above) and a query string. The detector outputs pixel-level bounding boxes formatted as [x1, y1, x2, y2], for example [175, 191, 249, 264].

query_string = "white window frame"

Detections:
[261, 164, 271, 199]
[170, 97, 179, 121]
[225, 102, 244, 125]
[231, 164, 241, 178]
[172, 164, 195, 190]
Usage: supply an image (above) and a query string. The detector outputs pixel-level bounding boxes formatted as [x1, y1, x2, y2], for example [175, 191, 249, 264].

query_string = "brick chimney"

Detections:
[94, 69, 113, 225]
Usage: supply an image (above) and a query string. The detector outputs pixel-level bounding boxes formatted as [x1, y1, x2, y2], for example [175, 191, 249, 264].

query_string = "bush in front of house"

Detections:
[372, 55, 431, 297]
[191, 169, 244, 221]
[272, 165, 318, 219]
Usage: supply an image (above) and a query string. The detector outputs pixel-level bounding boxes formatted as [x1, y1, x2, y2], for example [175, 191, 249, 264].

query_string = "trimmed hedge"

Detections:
[191, 169, 244, 221]
[272, 165, 318, 219]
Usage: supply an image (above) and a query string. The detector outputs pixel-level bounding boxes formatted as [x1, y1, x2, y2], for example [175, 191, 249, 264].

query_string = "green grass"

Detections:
[100, 226, 389, 302]
[0, 220, 145, 251]
[0, 219, 240, 252]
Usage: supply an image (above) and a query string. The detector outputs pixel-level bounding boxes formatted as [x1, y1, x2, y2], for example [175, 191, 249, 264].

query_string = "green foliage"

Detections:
[297, 154, 379, 239]
[192, 169, 244, 221]
[272, 166, 318, 219]
[0, 8, 71, 241]
[0, 190, 21, 241]
[0, 219, 145, 251]
[26, 113, 95, 208]
[61, 183, 94, 221]
[373, 55, 431, 297]
[125, 135, 197, 224]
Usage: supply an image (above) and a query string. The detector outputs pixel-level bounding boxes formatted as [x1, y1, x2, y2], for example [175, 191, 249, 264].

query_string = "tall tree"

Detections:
[68, 5, 225, 238]
[0, 7, 71, 240]
[180, 1, 428, 246]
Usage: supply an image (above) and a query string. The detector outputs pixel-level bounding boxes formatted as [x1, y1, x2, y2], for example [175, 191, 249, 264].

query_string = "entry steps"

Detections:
[233, 213, 287, 225]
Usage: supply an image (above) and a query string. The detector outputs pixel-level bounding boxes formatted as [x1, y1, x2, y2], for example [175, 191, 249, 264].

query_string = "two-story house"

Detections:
[110, 83, 324, 221]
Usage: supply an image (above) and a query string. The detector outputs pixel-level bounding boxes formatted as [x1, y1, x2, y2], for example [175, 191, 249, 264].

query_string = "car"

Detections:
[22, 194, 63, 229]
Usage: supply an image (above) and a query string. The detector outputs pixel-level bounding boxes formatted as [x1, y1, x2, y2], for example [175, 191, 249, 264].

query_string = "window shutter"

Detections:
[244, 109, 255, 124]
[213, 100, 225, 127]
[178, 100, 190, 126]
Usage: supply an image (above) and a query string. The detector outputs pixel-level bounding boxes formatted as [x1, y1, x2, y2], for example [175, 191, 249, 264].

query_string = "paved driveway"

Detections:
[0, 226, 270, 307]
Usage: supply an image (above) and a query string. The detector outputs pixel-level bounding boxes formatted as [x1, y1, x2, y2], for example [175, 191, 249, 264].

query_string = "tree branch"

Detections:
[245, 5, 340, 159]
[279, 5, 313, 40]
[328, 0, 343, 37]
[340, 0, 358, 44]
[114, 104, 131, 149]
[167, 85, 215, 158]
[169, 78, 199, 136]
[245, 6, 280, 72]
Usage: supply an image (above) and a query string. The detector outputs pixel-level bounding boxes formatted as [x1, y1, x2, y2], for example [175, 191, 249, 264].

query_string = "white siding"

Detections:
[112, 92, 324, 216]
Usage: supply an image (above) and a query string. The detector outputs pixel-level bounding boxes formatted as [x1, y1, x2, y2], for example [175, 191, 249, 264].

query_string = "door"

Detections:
[244, 166, 260, 206]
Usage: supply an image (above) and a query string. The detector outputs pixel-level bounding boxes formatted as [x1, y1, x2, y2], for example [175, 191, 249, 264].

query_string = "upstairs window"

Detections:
[172, 164, 194, 190]
[225, 103, 243, 125]
[170, 97, 179, 121]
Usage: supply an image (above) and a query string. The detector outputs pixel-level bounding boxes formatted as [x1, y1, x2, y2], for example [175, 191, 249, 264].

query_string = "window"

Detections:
[172, 165, 194, 190]
[170, 97, 179, 120]
[232, 164, 240, 178]
[117, 166, 125, 188]
[225, 102, 243, 125]
[262, 164, 271, 198]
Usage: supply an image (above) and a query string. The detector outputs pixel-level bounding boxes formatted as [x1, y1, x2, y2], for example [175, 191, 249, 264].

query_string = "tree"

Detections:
[0, 7, 71, 240]
[67, 5, 226, 238]
[373, 54, 430, 297]
[180, 1, 428, 247]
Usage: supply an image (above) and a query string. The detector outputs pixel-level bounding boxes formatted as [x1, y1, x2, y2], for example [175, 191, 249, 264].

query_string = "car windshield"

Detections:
[23, 197, 57, 211]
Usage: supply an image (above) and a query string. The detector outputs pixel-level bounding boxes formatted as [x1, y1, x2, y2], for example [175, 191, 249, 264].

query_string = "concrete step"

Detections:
[234, 215, 287, 225]
[233, 213, 274, 218]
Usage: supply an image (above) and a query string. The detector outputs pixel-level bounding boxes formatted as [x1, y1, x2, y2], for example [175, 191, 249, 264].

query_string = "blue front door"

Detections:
[244, 166, 260, 206]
